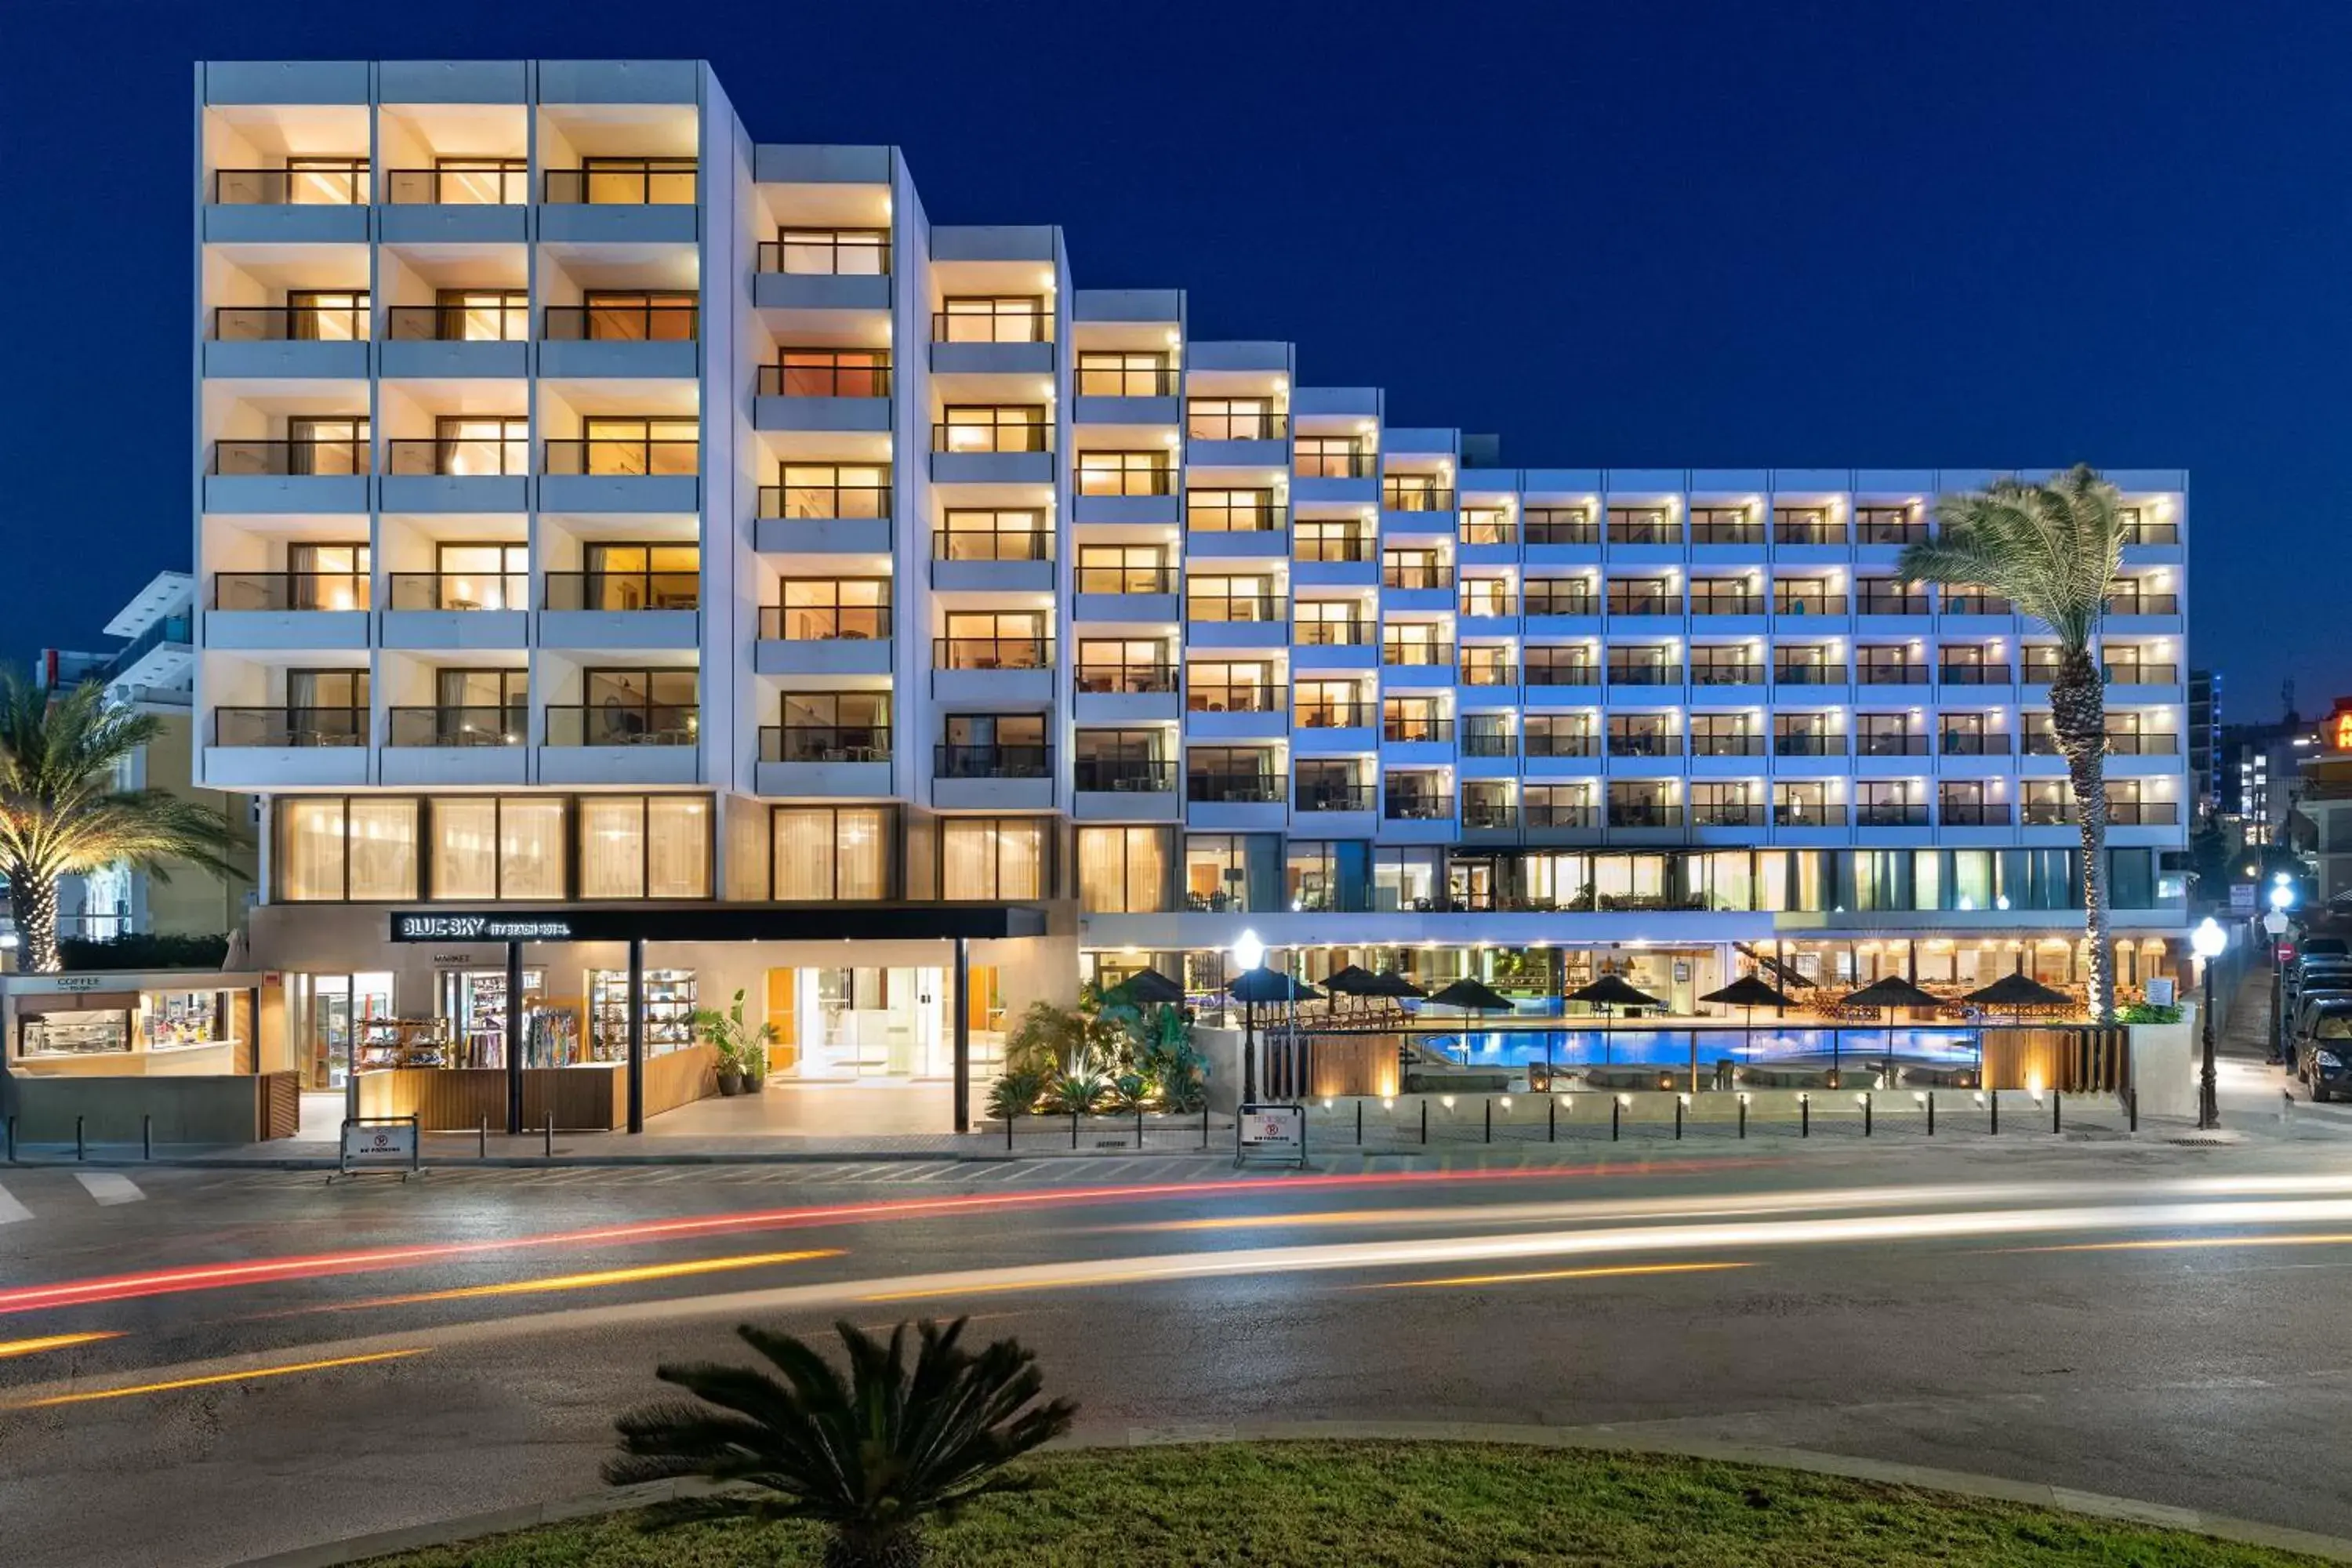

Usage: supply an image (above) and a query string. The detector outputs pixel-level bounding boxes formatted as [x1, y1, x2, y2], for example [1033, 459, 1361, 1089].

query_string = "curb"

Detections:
[0, 1145, 1231, 1172]
[228, 1419, 2352, 1567]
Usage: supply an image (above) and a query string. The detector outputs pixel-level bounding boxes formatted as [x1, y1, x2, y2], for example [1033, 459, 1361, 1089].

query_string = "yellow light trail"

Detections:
[1372, 1261, 1755, 1290]
[352, 1249, 844, 1308]
[2002, 1233, 2352, 1256]
[0, 1332, 118, 1359]
[9, 1349, 426, 1410]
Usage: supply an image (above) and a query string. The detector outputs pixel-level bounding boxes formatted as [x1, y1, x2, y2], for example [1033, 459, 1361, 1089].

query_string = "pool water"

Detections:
[1424, 1028, 1981, 1069]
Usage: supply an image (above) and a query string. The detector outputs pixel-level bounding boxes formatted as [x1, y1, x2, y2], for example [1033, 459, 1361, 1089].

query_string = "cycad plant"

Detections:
[606, 1316, 1076, 1568]
[1897, 466, 2128, 1019]
[0, 673, 244, 973]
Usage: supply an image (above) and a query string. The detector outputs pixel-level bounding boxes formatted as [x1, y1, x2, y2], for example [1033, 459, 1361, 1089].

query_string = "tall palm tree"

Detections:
[608, 1316, 1076, 1568]
[0, 673, 245, 973]
[1898, 466, 2127, 1021]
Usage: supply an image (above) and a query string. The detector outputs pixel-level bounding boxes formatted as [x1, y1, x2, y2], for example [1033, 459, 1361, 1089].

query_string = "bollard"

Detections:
[1674, 1097, 1684, 1140]
[1137, 1105, 1145, 1149]
[1611, 1098, 1621, 1142]
[1007, 1112, 1015, 1152]
[2128, 1087, 2138, 1134]
[480, 1117, 488, 1159]
[1071, 1109, 1080, 1150]
[1484, 1098, 1494, 1145]
[1863, 1092, 1872, 1138]
[544, 1109, 554, 1158]
[3, 1115, 13, 1163]
[1548, 1094, 1557, 1142]
[1356, 1099, 1364, 1145]
[1928, 1091, 1936, 1137]
[1801, 1095, 1809, 1138]
[1737, 1096, 1747, 1139]
[2053, 1091, 2062, 1135]
[143, 1114, 152, 1162]
[1420, 1098, 1429, 1145]
[1990, 1089, 1999, 1134]
[75, 1115, 86, 1161]
[1201, 1102, 1210, 1149]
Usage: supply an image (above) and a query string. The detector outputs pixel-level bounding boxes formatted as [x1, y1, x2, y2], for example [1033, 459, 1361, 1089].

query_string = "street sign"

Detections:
[2230, 884, 2256, 914]
[1236, 1102, 1306, 1168]
[2146, 977, 2176, 1007]
[339, 1116, 420, 1178]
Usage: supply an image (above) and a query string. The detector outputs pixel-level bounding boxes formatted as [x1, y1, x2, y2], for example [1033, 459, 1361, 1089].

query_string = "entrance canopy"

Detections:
[389, 906, 1048, 946]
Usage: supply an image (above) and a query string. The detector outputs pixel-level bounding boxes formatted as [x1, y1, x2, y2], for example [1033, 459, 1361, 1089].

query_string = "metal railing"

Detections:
[1689, 593, 1762, 615]
[545, 704, 699, 746]
[1383, 793, 1454, 821]
[1773, 734, 1846, 756]
[2118, 521, 2182, 545]
[1605, 514, 1679, 545]
[1690, 735, 1767, 757]
[1458, 660, 1519, 687]
[1295, 702, 1375, 730]
[1606, 804, 1684, 827]
[1605, 663, 1683, 685]
[1606, 732, 1682, 757]
[1186, 408, 1286, 439]
[1192, 498, 1287, 533]
[542, 167, 698, 205]
[1526, 801, 1599, 827]
[1294, 450, 1375, 479]
[935, 528, 1051, 562]
[387, 706, 526, 747]
[211, 439, 370, 477]
[1186, 593, 1287, 623]
[2103, 663, 2180, 684]
[1773, 666, 1847, 686]
[1075, 365, 1178, 397]
[2106, 732, 2180, 755]
[1189, 684, 1283, 713]
[1524, 731, 1599, 757]
[1773, 804, 1847, 826]
[1189, 773, 1285, 804]
[760, 361, 892, 397]
[1523, 662, 1599, 687]
[387, 572, 525, 612]
[1462, 801, 1519, 829]
[1855, 591, 1931, 615]
[1691, 804, 1765, 827]
[212, 572, 370, 612]
[1073, 758, 1178, 793]
[1381, 485, 1457, 513]
[1939, 802, 2012, 826]
[543, 572, 700, 612]
[1856, 665, 1931, 685]
[758, 605, 887, 640]
[760, 725, 891, 763]
[1857, 803, 1933, 826]
[1381, 717, 1455, 743]
[935, 744, 1051, 779]
[1525, 512, 1599, 544]
[934, 422, 1051, 454]
[214, 707, 368, 747]
[542, 440, 699, 477]
[1773, 518, 1846, 545]
[933, 637, 1053, 670]
[1857, 735, 1931, 757]
[1606, 590, 1681, 615]
[2107, 800, 2181, 825]
[1458, 515, 1517, 546]
[1076, 663, 1177, 695]
[1294, 619, 1374, 645]
[1381, 563, 1454, 590]
[383, 165, 528, 205]
[1296, 782, 1376, 812]
[1074, 464, 1178, 496]
[2023, 800, 2079, 826]
[1938, 664, 2014, 685]
[212, 303, 370, 342]
[1380, 641, 1456, 666]
[2103, 593, 2182, 615]
[931, 308, 1051, 343]
[1690, 664, 1765, 687]
[1942, 594, 2015, 615]
[385, 303, 529, 342]
[212, 166, 368, 205]
[759, 483, 890, 521]
[1773, 593, 1848, 615]
[1689, 517, 1764, 545]
[1938, 732, 2013, 756]
[1461, 732, 1518, 758]
[757, 234, 891, 275]
[1458, 594, 1519, 619]
[387, 437, 528, 477]
[1292, 528, 1370, 560]
[1523, 586, 1598, 616]
[539, 302, 699, 339]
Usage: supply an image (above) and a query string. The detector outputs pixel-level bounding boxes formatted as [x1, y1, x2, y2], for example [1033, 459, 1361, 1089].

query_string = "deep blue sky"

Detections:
[5, 0, 2342, 720]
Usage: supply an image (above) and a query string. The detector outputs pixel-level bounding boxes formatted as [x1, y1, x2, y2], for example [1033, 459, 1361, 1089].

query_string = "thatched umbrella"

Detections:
[1835, 974, 1943, 1087]
[1697, 973, 1798, 1086]
[1567, 975, 1666, 1068]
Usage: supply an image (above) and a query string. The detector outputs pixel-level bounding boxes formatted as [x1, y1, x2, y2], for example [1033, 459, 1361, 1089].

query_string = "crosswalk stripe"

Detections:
[73, 1173, 143, 1207]
[0, 1184, 31, 1225]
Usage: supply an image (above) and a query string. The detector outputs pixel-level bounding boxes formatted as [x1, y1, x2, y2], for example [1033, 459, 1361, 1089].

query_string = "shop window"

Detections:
[772, 806, 895, 902]
[589, 969, 698, 1059]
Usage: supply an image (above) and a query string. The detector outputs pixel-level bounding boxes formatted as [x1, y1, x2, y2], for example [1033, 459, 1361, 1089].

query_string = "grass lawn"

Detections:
[360, 1441, 2329, 1566]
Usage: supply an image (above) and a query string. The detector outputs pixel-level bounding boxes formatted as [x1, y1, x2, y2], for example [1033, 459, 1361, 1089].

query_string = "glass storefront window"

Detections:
[588, 969, 698, 1060]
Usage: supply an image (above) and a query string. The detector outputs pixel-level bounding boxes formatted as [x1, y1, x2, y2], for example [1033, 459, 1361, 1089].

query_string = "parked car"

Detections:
[2303, 1008, 2352, 1102]
[2302, 937, 2349, 958]
[2294, 989, 2352, 1045]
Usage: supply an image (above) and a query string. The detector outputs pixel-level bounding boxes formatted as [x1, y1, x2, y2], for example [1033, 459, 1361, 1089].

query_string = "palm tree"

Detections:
[1898, 466, 2127, 1020]
[0, 673, 245, 973]
[606, 1316, 1076, 1568]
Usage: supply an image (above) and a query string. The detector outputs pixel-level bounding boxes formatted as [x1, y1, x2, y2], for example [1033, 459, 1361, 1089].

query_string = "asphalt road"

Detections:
[5, 1138, 2352, 1566]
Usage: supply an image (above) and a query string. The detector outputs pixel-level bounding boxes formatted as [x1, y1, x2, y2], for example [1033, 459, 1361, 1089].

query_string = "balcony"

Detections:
[204, 305, 369, 379]
[1382, 793, 1454, 822]
[205, 572, 370, 652]
[1457, 659, 1519, 690]
[1690, 804, 1765, 828]
[1855, 591, 1931, 616]
[540, 440, 700, 513]
[542, 703, 700, 786]
[1606, 732, 1682, 759]
[1294, 781, 1376, 814]
[381, 162, 529, 243]
[933, 744, 1053, 811]
[1773, 593, 1849, 617]
[380, 303, 529, 378]
[932, 637, 1053, 703]
[1773, 665, 1847, 688]
[755, 608, 893, 677]
[1606, 802, 1683, 829]
[757, 483, 892, 556]
[1523, 662, 1599, 688]
[205, 439, 369, 514]
[1773, 804, 1847, 828]
[1073, 759, 1180, 821]
[1073, 663, 1178, 723]
[1938, 801, 2013, 827]
[1292, 702, 1377, 751]
[1938, 664, 2015, 686]
[756, 725, 892, 799]
[204, 165, 369, 242]
[1604, 514, 1679, 547]
[1690, 664, 1764, 688]
[1526, 511, 1599, 546]
[539, 165, 699, 244]
[1380, 716, 1454, 765]
[2107, 800, 2181, 826]
[1856, 735, 1930, 757]
[380, 573, 528, 651]
[1605, 663, 1683, 688]
[382, 436, 530, 511]
[1461, 732, 1518, 759]
[2103, 663, 2182, 689]
[382, 705, 528, 786]
[2024, 799, 2079, 827]
[542, 572, 701, 652]
[1938, 732, 2013, 756]
[1185, 594, 1288, 650]
[1525, 731, 1599, 759]
[1523, 587, 1599, 619]
[1193, 497, 1287, 535]
[754, 233, 894, 317]
[1773, 734, 1847, 759]
[1461, 800, 1519, 833]
[1772, 517, 1846, 546]
[2103, 592, 2183, 616]
[1690, 515, 1764, 546]
[1605, 590, 1682, 617]
[1381, 482, 1456, 515]
[1857, 803, 1932, 827]
[1942, 593, 2015, 619]
[1690, 593, 1762, 617]
[205, 706, 369, 788]
[756, 358, 895, 433]
[1690, 735, 1766, 757]
[2107, 731, 2180, 756]
[540, 303, 699, 379]
[1526, 800, 1599, 830]
[1855, 665, 1930, 687]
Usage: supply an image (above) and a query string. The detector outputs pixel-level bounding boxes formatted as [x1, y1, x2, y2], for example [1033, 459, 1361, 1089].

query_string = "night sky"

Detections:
[5, 0, 2343, 718]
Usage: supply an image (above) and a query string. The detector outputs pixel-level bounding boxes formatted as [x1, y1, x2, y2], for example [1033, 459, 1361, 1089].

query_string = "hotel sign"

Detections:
[2331, 703, 2352, 753]
[394, 914, 575, 942]
[388, 906, 1051, 945]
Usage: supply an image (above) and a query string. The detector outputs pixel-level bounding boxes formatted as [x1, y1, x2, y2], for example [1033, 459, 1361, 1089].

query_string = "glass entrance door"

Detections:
[295, 972, 394, 1089]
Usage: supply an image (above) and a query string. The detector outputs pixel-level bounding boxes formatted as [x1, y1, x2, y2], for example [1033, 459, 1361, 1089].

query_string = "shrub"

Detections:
[985, 1062, 1051, 1120]
[2118, 1000, 2183, 1025]
[57, 932, 230, 972]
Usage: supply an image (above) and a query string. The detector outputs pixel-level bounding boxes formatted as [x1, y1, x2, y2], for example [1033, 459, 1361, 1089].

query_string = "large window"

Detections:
[277, 798, 419, 902]
[941, 818, 1049, 901]
[1076, 450, 1174, 496]
[772, 807, 895, 902]
[771, 578, 891, 640]
[772, 463, 891, 520]
[579, 796, 711, 899]
[1077, 827, 1172, 913]
[429, 797, 566, 900]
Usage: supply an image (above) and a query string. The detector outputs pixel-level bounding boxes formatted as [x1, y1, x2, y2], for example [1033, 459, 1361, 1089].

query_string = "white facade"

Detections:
[192, 60, 2192, 1022]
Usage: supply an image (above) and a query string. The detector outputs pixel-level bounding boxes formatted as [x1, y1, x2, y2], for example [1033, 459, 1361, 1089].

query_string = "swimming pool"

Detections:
[1422, 1027, 1981, 1069]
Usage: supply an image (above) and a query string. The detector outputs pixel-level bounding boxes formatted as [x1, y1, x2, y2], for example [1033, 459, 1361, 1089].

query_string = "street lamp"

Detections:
[2264, 886, 2294, 1065]
[1231, 927, 1265, 1107]
[2192, 916, 2227, 1128]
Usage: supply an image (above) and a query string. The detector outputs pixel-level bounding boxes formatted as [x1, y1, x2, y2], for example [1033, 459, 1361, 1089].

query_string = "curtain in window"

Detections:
[837, 808, 888, 901]
[432, 798, 499, 899]
[346, 799, 419, 900]
[501, 800, 567, 898]
[773, 808, 839, 900]
[1077, 828, 1125, 913]
[941, 821, 995, 901]
[647, 798, 710, 898]
[579, 798, 646, 899]
[279, 800, 347, 902]
[997, 821, 1044, 900]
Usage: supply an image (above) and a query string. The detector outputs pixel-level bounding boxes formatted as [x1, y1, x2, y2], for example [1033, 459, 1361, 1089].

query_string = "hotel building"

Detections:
[185, 59, 2190, 1116]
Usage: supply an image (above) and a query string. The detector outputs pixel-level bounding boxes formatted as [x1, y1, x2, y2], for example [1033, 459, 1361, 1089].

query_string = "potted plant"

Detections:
[691, 989, 775, 1099]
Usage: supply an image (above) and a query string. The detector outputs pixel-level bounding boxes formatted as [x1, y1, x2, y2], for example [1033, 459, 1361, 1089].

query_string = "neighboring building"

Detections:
[38, 572, 256, 942]
[2187, 667, 2220, 822]
[189, 60, 2192, 1109]
[2220, 706, 2313, 848]
[2299, 699, 2352, 902]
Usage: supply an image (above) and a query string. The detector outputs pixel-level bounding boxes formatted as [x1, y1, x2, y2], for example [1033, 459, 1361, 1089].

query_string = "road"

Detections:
[5, 1137, 2352, 1566]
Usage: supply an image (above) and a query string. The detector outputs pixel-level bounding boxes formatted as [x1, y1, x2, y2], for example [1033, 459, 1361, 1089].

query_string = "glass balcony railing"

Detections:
[387, 706, 526, 747]
[1073, 758, 1178, 793]
[387, 573, 525, 612]
[212, 572, 370, 612]
[760, 725, 891, 764]
[935, 744, 1051, 779]
[546, 572, 700, 612]
[214, 707, 367, 747]
[544, 704, 699, 747]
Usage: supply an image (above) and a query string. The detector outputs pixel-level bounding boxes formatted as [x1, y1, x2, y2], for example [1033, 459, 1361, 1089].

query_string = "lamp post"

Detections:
[2265, 884, 2294, 1067]
[1232, 927, 1265, 1108]
[2192, 916, 2227, 1129]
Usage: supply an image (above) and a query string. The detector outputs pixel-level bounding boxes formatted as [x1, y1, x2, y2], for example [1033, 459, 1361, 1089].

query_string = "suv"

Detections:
[2303, 1007, 2352, 1102]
